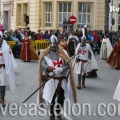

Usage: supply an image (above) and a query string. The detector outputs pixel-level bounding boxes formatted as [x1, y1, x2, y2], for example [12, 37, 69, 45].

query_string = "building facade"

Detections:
[113, 0, 120, 31]
[40, 0, 105, 31]
[0, 0, 120, 31]
[1, 0, 13, 30]
[109, 0, 120, 31]
[0, 0, 1, 23]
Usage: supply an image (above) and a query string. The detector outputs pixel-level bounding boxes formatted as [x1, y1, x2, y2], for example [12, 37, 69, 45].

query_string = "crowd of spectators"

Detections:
[1, 27, 119, 48]
[1, 27, 119, 58]
[1, 28, 53, 43]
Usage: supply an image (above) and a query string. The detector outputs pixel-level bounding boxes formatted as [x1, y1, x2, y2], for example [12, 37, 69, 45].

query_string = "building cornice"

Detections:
[2, 1, 11, 5]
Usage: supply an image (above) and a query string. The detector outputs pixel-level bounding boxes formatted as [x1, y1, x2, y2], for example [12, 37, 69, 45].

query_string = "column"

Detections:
[53, 0, 57, 29]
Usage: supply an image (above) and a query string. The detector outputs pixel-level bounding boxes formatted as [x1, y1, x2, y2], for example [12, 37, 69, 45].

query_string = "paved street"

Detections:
[0, 54, 120, 120]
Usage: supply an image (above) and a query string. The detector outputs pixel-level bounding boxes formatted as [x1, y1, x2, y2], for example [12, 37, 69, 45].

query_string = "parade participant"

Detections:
[0, 35, 17, 107]
[67, 32, 79, 57]
[20, 32, 39, 62]
[93, 30, 99, 50]
[100, 34, 113, 60]
[37, 35, 77, 120]
[82, 25, 89, 40]
[113, 79, 120, 101]
[74, 36, 98, 89]
[107, 35, 120, 70]
[86, 40, 98, 78]
[59, 36, 68, 52]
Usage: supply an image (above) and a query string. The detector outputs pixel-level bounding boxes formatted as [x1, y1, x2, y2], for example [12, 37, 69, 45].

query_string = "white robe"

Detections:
[39, 50, 73, 104]
[113, 79, 120, 101]
[2, 41, 17, 93]
[100, 38, 113, 59]
[86, 43, 98, 71]
[42, 56, 69, 103]
[74, 43, 98, 74]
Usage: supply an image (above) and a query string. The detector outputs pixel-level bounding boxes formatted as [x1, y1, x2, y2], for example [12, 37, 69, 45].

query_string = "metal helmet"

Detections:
[49, 35, 58, 47]
[49, 35, 59, 52]
[81, 36, 87, 41]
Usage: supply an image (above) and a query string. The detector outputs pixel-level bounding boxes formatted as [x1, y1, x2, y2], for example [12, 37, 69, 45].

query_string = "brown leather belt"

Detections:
[51, 76, 67, 80]
[0, 64, 5, 68]
[76, 59, 88, 74]
[77, 59, 88, 63]
[80, 59, 88, 63]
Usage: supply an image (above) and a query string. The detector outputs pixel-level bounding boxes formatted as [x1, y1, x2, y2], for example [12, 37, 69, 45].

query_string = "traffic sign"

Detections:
[69, 15, 77, 24]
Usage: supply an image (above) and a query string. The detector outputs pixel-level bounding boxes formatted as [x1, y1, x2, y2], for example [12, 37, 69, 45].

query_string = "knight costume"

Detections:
[74, 36, 98, 89]
[37, 35, 77, 120]
[0, 35, 17, 107]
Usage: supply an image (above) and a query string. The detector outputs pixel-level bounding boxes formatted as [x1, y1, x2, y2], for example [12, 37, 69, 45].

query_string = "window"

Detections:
[16, 3, 28, 26]
[45, 3, 52, 27]
[58, 3, 71, 27]
[78, 3, 91, 28]
[16, 4, 21, 26]
[23, 3, 28, 26]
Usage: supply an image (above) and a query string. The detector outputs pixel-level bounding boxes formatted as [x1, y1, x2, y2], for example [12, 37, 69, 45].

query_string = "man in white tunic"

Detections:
[67, 32, 79, 57]
[38, 35, 77, 120]
[0, 35, 17, 107]
[75, 36, 98, 89]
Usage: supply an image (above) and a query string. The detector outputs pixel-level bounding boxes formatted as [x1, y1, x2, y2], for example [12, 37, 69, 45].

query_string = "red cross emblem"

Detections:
[53, 59, 63, 67]
[0, 53, 2, 56]
[78, 50, 86, 55]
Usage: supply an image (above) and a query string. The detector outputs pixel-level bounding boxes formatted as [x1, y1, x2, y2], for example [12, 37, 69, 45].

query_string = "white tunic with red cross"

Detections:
[42, 52, 69, 103]
[0, 41, 17, 92]
[77, 45, 89, 61]
[0, 47, 6, 86]
[75, 44, 90, 75]
[0, 48, 5, 64]
[44, 55, 65, 77]
[0, 46, 13, 86]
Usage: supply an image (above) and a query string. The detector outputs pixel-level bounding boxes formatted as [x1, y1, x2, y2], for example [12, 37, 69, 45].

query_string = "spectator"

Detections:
[16, 30, 23, 42]
[42, 31, 50, 39]
[6, 31, 13, 41]
[112, 33, 118, 47]
[12, 33, 19, 42]
[36, 31, 43, 40]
